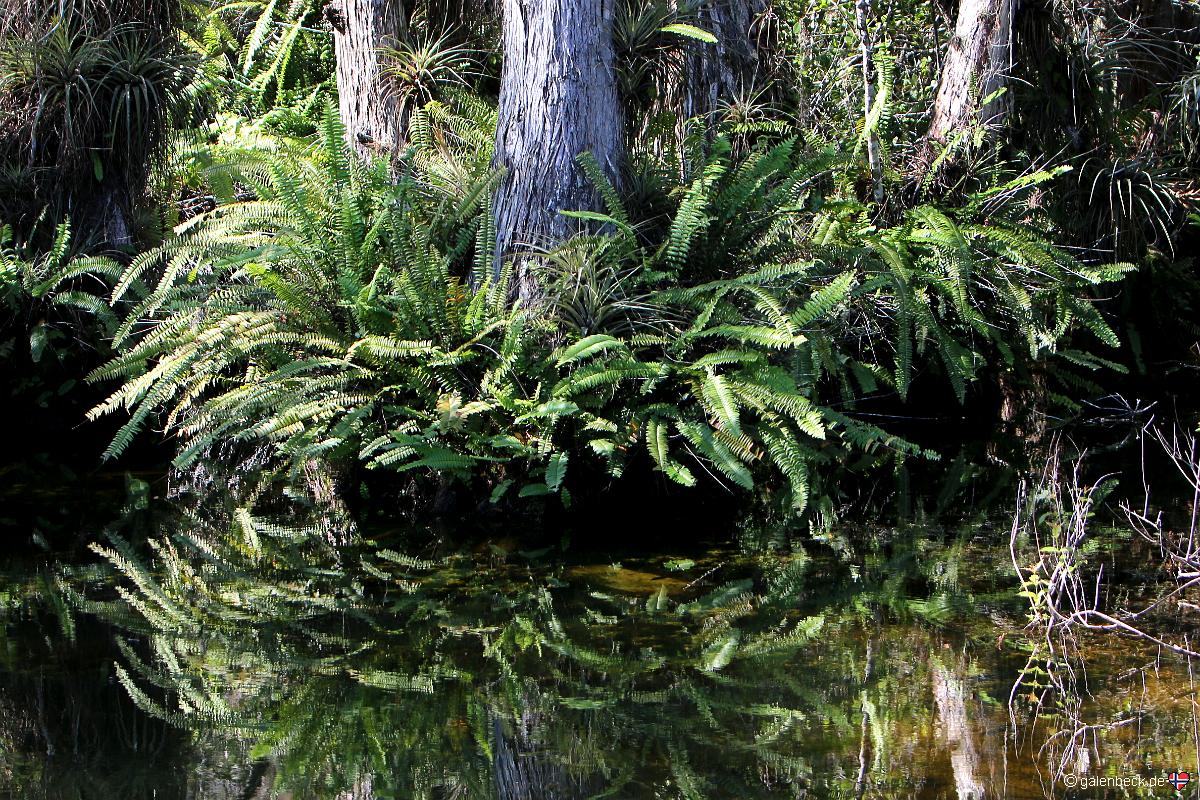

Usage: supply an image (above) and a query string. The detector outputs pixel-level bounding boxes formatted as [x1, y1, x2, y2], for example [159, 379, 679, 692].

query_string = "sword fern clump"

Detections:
[1, 221, 121, 362]
[89, 106, 516, 479]
[532, 141, 1129, 509]
[89, 109, 1129, 517]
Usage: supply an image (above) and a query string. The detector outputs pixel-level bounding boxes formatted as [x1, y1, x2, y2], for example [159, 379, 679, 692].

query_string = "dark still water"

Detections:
[1, 501, 1197, 799]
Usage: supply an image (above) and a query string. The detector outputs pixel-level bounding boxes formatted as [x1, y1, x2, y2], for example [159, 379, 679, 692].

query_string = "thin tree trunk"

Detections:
[302, 458, 358, 546]
[492, 0, 625, 303]
[927, 0, 1014, 143]
[325, 0, 407, 161]
[492, 709, 600, 799]
[853, 638, 875, 800]
[855, 0, 885, 205]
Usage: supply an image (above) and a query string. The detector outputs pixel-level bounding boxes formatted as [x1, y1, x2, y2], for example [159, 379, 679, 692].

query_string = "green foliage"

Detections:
[89, 100, 1128, 517]
[383, 29, 478, 111]
[76, 497, 833, 796]
[191, 0, 334, 114]
[0, 3, 195, 234]
[818, 180, 1133, 401]
[775, 0, 941, 151]
[1, 221, 121, 362]
[68, 493, 1062, 800]
[538, 140, 1128, 503]
[0, 0, 1158, 522]
[90, 104, 508, 475]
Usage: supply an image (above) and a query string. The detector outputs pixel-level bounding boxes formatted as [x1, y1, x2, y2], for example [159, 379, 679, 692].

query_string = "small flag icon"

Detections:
[1168, 771, 1191, 791]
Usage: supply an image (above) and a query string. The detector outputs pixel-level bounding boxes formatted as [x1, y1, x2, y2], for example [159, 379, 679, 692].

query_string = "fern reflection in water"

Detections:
[59, 505, 1194, 799]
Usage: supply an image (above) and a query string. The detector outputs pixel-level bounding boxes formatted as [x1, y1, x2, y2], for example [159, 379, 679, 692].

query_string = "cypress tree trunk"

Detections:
[676, 0, 763, 131]
[927, 0, 1014, 142]
[492, 0, 625, 302]
[626, 0, 766, 170]
[324, 0, 407, 161]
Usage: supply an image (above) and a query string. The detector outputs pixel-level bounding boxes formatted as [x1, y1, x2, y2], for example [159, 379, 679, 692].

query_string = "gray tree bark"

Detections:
[324, 0, 408, 161]
[676, 0, 763, 131]
[492, 0, 625, 303]
[927, 0, 1014, 142]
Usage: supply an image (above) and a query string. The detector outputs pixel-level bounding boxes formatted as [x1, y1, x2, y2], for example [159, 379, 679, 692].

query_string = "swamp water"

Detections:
[1, 502, 1198, 799]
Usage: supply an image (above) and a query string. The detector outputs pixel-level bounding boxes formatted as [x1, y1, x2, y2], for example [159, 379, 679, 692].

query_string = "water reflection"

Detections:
[2, 507, 1197, 799]
[0, 568, 188, 799]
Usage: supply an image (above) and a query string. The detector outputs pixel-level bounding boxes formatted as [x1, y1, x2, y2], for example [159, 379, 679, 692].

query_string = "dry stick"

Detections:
[1121, 575, 1200, 620]
[1042, 717, 1139, 777]
[684, 563, 724, 590]
[1058, 610, 1200, 658]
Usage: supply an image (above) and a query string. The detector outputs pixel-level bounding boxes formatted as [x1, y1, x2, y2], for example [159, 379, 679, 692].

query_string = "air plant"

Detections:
[383, 30, 478, 112]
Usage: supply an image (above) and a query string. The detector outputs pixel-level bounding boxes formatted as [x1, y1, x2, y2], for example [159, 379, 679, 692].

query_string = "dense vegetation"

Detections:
[6, 0, 1197, 525]
[3, 2, 1200, 796]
